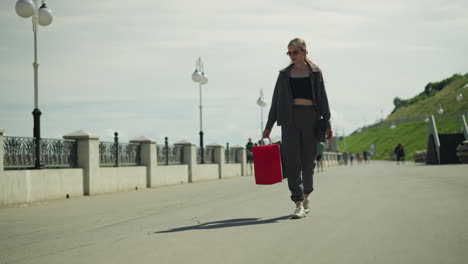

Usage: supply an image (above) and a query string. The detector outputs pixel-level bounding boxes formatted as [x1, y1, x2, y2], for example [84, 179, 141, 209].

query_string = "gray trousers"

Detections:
[281, 105, 318, 202]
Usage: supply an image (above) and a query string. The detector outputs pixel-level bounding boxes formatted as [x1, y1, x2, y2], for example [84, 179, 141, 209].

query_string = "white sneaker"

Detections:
[290, 206, 306, 219]
[303, 197, 310, 214]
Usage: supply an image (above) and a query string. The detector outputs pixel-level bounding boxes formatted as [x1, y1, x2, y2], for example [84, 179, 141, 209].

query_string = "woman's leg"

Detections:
[296, 106, 318, 196]
[281, 125, 303, 203]
[300, 125, 317, 196]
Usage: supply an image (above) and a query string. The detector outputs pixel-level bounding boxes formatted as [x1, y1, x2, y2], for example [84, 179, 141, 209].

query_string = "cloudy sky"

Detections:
[1, 0, 467, 145]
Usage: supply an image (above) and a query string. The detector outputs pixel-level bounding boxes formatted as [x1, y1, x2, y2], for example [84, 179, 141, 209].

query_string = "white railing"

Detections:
[322, 152, 341, 167]
[459, 114, 468, 140]
[428, 115, 441, 164]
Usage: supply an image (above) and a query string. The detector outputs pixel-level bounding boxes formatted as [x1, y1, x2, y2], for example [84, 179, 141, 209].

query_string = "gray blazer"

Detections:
[265, 62, 331, 130]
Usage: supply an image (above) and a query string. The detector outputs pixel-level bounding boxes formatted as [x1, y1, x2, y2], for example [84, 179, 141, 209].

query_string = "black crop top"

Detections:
[290, 77, 313, 100]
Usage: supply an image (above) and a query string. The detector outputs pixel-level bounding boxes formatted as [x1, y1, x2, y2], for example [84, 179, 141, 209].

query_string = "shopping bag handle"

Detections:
[260, 137, 273, 146]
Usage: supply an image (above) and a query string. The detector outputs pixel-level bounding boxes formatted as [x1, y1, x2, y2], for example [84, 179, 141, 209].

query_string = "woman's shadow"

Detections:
[155, 215, 290, 234]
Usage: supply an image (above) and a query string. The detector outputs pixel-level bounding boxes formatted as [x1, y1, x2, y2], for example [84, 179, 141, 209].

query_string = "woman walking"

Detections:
[394, 143, 405, 165]
[262, 38, 332, 219]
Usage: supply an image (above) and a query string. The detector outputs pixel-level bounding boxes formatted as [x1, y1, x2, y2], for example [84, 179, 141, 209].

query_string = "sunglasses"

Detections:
[286, 50, 301, 56]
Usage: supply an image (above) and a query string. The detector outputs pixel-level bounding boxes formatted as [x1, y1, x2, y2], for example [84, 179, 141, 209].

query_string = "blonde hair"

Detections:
[288, 37, 320, 70]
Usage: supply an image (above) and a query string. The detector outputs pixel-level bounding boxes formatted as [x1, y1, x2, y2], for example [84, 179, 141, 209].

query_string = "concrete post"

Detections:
[207, 144, 224, 179]
[130, 136, 156, 188]
[231, 145, 246, 176]
[175, 140, 196, 183]
[63, 130, 99, 196]
[324, 152, 330, 167]
[0, 129, 5, 206]
[0, 128, 4, 173]
[322, 152, 326, 167]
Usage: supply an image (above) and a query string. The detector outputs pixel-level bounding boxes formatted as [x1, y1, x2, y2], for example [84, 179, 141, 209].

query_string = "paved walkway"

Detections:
[1, 161, 467, 264]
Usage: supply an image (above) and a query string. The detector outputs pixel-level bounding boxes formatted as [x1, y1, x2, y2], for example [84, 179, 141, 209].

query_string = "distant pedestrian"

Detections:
[262, 37, 333, 219]
[342, 151, 349, 165]
[401, 144, 406, 163]
[349, 152, 354, 165]
[356, 152, 362, 164]
[316, 142, 325, 173]
[246, 138, 254, 163]
[394, 144, 405, 165]
[363, 151, 370, 163]
[246, 138, 254, 175]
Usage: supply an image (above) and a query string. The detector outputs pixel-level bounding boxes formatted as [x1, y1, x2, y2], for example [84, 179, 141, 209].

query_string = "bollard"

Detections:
[165, 137, 169, 165]
[114, 132, 119, 167]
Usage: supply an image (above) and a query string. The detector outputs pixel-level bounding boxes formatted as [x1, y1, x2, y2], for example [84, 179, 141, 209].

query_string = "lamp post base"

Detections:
[32, 108, 42, 169]
[199, 131, 204, 164]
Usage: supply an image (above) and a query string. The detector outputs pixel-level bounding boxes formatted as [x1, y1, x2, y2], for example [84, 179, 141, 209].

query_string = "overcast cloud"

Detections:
[1, 0, 467, 145]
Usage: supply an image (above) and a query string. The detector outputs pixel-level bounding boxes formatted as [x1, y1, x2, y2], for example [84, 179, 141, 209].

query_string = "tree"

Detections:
[393, 97, 402, 108]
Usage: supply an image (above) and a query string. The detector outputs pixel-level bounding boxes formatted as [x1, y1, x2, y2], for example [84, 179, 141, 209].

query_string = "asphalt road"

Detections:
[1, 161, 467, 264]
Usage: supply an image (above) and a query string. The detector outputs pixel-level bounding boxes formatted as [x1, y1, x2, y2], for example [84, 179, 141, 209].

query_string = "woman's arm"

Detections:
[317, 72, 331, 129]
[265, 73, 281, 131]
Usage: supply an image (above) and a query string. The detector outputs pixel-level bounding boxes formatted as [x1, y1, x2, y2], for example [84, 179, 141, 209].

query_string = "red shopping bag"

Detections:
[252, 139, 283, 185]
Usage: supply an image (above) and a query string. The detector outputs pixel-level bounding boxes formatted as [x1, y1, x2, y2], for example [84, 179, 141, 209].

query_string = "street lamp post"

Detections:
[15, 0, 54, 169]
[256, 89, 267, 138]
[191, 57, 208, 163]
[456, 85, 464, 102]
[437, 104, 444, 116]
[390, 122, 396, 159]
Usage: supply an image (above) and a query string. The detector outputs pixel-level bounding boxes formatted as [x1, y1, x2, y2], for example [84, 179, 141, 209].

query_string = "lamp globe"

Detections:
[192, 70, 202, 82]
[200, 73, 208, 85]
[15, 0, 35, 18]
[38, 3, 53, 26]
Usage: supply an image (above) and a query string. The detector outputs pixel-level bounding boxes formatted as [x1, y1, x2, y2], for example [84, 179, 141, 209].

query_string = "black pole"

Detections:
[200, 131, 204, 164]
[33, 108, 42, 169]
[226, 142, 229, 163]
[165, 137, 169, 165]
[114, 132, 119, 167]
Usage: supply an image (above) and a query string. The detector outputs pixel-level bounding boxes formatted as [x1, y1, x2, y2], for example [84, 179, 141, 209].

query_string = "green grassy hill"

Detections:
[388, 74, 468, 121]
[339, 74, 468, 160]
